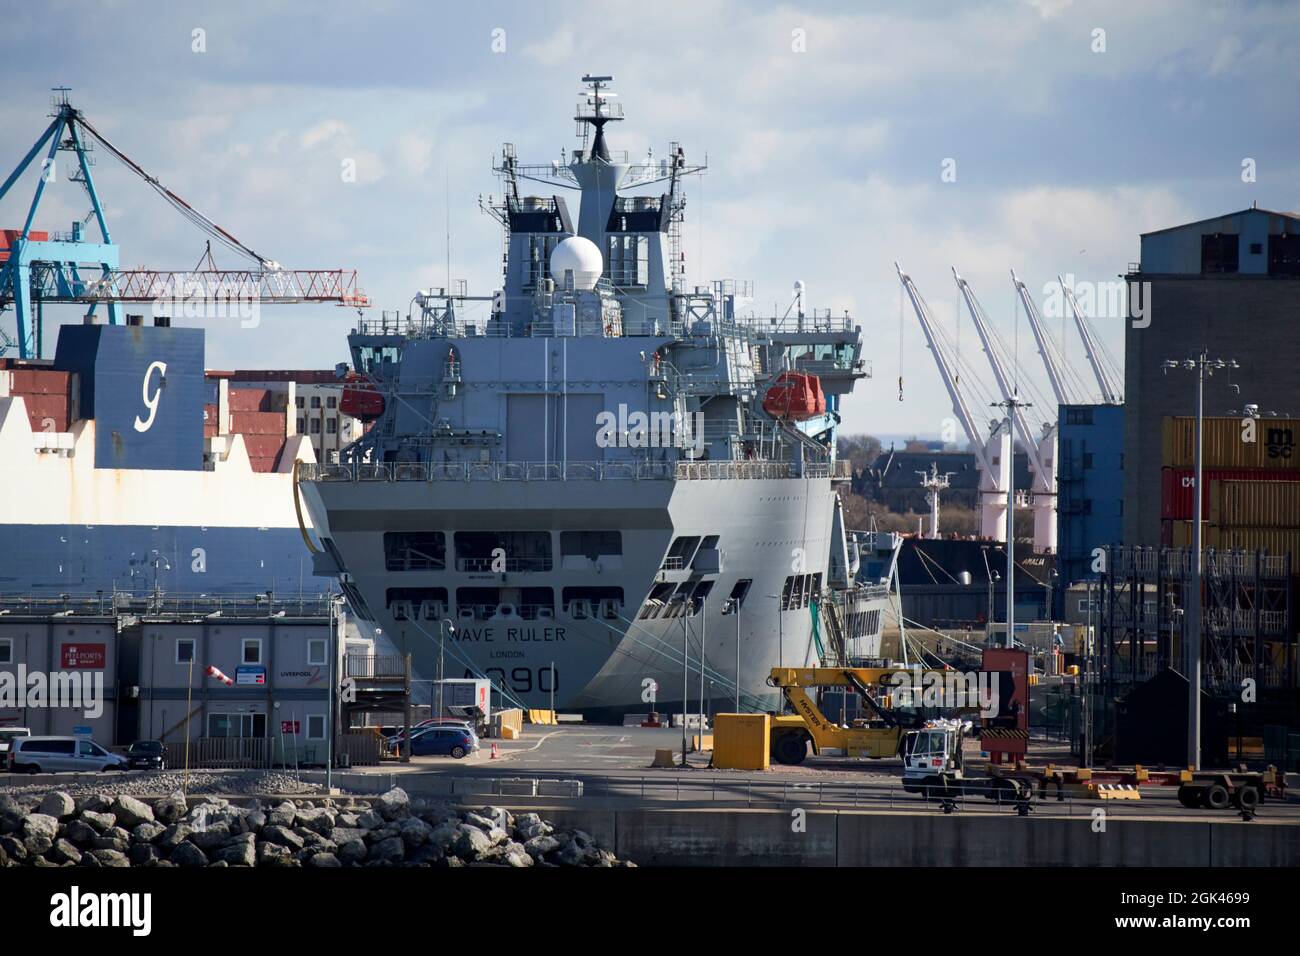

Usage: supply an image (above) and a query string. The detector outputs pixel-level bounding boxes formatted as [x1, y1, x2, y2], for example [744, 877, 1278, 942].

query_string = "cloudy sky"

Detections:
[2, 0, 1296, 438]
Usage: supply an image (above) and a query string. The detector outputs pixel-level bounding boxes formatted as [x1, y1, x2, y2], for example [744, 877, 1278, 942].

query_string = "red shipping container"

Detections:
[1160, 467, 1300, 520]
[203, 402, 219, 438]
[19, 393, 70, 432]
[230, 410, 284, 436]
[10, 368, 72, 395]
[228, 387, 271, 412]
[241, 433, 286, 461]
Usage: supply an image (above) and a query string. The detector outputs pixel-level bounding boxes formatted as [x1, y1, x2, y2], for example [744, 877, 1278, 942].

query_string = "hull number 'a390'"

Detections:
[468, 666, 558, 695]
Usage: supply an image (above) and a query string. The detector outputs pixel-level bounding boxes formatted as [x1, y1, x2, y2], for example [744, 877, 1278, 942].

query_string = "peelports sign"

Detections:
[62, 643, 106, 669]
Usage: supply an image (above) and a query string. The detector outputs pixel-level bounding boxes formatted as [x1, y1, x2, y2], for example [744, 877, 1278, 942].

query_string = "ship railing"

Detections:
[453, 603, 558, 622]
[735, 311, 856, 335]
[300, 459, 840, 483]
[456, 557, 552, 573]
[0, 591, 336, 619]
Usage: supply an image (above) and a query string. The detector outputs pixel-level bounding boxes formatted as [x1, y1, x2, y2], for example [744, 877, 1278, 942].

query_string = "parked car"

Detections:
[126, 739, 167, 770]
[0, 727, 31, 756]
[7, 736, 128, 773]
[386, 719, 474, 745]
[391, 725, 478, 759]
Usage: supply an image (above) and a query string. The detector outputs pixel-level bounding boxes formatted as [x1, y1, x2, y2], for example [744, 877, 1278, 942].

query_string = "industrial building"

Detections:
[1054, 402, 1125, 614]
[1124, 206, 1300, 547]
[0, 593, 347, 764]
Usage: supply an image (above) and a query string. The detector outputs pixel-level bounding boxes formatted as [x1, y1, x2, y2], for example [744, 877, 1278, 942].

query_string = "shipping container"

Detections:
[1170, 521, 1300, 558]
[1163, 416, 1300, 469]
[1210, 480, 1300, 528]
[1214, 527, 1300, 559]
[17, 393, 70, 432]
[202, 402, 219, 438]
[1171, 521, 1211, 549]
[1161, 467, 1300, 520]
[8, 368, 72, 395]
[230, 410, 285, 436]
[244, 434, 287, 470]
[227, 387, 271, 412]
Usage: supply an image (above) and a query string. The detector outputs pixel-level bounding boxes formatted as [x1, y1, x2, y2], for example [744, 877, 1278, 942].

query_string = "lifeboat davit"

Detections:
[339, 374, 385, 420]
[762, 371, 826, 421]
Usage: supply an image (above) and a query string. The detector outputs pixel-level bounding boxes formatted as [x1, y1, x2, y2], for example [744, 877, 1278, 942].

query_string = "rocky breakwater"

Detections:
[0, 788, 631, 868]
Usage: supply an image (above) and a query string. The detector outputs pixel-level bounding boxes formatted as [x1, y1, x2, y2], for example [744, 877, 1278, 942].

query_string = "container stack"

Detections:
[1160, 416, 1300, 554]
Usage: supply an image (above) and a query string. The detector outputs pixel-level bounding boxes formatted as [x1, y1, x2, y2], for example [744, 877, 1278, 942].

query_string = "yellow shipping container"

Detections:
[1163, 417, 1300, 470]
[1211, 480, 1300, 528]
[1214, 527, 1300, 557]
[1171, 520, 1213, 548]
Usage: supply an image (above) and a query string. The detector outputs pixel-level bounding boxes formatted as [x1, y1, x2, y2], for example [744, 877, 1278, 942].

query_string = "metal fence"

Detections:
[302, 458, 847, 484]
[308, 769, 1143, 817]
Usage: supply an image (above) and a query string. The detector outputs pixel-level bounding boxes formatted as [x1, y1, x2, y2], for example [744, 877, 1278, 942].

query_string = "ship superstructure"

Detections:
[299, 76, 875, 715]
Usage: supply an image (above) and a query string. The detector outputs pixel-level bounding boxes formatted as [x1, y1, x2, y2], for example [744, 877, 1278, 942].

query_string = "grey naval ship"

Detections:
[298, 75, 890, 717]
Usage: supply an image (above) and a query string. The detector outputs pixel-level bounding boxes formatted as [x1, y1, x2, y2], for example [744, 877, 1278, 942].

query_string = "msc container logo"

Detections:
[1265, 426, 1295, 460]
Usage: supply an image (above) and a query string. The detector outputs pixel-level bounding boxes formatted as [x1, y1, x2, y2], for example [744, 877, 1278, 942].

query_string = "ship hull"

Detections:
[303, 472, 842, 714]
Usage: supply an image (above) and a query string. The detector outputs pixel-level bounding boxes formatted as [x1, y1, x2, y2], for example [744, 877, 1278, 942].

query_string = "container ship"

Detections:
[0, 318, 344, 602]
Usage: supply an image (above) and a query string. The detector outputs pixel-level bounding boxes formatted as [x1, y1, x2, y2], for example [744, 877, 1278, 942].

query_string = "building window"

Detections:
[1083, 452, 1094, 470]
[1065, 407, 1093, 426]
[308, 638, 327, 666]
[1268, 234, 1300, 276]
[311, 419, 321, 434]
[208, 713, 267, 739]
[242, 638, 262, 665]
[307, 714, 326, 740]
[0, 638, 11, 664]
[310, 395, 322, 409]
[326, 418, 338, 435]
[295, 396, 304, 409]
[176, 639, 195, 664]
[296, 417, 305, 433]
[1080, 499, 1092, 515]
[1201, 233, 1239, 274]
[326, 396, 337, 409]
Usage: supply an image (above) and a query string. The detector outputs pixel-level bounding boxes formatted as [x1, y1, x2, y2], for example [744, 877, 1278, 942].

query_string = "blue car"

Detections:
[395, 726, 478, 759]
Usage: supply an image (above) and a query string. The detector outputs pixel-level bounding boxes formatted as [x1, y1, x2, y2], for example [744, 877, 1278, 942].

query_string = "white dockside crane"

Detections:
[1060, 276, 1123, 405]
[952, 268, 1057, 554]
[896, 263, 1011, 542]
[1012, 269, 1085, 408]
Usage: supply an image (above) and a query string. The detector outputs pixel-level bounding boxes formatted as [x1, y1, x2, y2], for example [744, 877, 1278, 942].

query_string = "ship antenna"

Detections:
[577, 74, 621, 162]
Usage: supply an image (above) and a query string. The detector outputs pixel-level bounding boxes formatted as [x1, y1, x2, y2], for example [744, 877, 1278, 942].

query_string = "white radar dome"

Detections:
[550, 236, 603, 291]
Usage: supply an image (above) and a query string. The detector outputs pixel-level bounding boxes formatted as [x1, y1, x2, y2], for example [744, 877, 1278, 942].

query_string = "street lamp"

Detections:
[437, 619, 455, 719]
[726, 596, 743, 712]
[1161, 350, 1237, 771]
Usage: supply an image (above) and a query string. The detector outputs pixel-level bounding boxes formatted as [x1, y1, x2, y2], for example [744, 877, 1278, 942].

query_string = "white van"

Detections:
[0, 727, 30, 755]
[6, 736, 127, 773]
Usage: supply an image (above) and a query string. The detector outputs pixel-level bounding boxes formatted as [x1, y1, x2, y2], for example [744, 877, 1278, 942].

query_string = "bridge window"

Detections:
[455, 531, 552, 572]
[561, 531, 623, 559]
[384, 532, 445, 572]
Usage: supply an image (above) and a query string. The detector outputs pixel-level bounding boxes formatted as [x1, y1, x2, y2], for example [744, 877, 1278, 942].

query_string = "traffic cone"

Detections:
[491, 742, 499, 759]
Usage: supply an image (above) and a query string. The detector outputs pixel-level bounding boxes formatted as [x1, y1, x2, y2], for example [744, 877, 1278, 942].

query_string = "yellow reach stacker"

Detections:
[764, 666, 949, 765]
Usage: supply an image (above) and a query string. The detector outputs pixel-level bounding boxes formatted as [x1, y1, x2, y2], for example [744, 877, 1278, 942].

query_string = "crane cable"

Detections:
[73, 113, 271, 267]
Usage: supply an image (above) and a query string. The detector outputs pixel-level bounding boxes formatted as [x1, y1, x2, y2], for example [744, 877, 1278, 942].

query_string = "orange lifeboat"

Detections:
[339, 373, 385, 420]
[762, 371, 826, 421]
